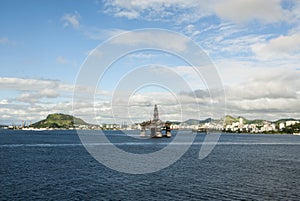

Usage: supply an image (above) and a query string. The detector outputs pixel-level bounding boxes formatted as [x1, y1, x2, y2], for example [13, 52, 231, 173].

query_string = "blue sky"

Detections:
[1, 0, 300, 124]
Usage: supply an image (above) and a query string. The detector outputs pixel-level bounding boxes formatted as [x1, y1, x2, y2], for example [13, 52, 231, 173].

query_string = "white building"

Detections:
[279, 122, 285, 130]
[239, 117, 243, 126]
[286, 120, 299, 127]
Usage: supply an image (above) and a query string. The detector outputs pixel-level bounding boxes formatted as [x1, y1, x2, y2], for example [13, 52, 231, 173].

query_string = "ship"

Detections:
[140, 104, 171, 138]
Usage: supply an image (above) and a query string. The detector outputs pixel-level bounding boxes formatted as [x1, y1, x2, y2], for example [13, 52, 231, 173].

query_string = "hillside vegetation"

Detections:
[32, 113, 88, 128]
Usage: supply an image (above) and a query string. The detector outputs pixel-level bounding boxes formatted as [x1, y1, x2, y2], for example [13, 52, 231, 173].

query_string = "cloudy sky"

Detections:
[1, 0, 300, 125]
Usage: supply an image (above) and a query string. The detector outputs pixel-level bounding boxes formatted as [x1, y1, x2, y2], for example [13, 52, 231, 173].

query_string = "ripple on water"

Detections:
[0, 131, 300, 200]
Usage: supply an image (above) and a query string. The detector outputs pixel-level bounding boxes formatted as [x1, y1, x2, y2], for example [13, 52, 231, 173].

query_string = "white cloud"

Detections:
[115, 10, 139, 19]
[0, 102, 71, 124]
[0, 77, 110, 101]
[285, 0, 300, 25]
[95, 91, 211, 123]
[0, 77, 113, 124]
[193, 22, 276, 60]
[227, 76, 299, 100]
[103, 0, 213, 23]
[215, 60, 300, 120]
[103, 0, 298, 25]
[16, 89, 59, 103]
[1, 54, 300, 124]
[61, 12, 80, 29]
[110, 30, 189, 52]
[183, 24, 201, 37]
[0, 77, 74, 105]
[213, 0, 286, 24]
[0, 77, 60, 91]
[0, 99, 8, 104]
[252, 33, 300, 60]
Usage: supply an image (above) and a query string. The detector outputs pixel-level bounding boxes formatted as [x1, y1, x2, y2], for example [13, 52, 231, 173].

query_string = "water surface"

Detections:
[1, 130, 299, 200]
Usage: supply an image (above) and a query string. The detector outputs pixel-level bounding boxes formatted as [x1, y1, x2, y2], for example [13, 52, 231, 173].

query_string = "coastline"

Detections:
[1, 127, 299, 135]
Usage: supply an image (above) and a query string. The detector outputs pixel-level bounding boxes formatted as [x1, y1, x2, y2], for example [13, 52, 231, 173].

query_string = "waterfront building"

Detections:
[279, 122, 285, 130]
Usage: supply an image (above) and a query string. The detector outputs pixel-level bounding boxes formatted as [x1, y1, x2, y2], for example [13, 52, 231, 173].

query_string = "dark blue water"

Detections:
[1, 130, 300, 200]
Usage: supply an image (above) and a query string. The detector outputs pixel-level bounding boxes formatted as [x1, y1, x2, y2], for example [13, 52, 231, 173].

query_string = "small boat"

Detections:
[164, 124, 172, 138]
[153, 132, 163, 138]
[165, 131, 171, 138]
[196, 127, 207, 133]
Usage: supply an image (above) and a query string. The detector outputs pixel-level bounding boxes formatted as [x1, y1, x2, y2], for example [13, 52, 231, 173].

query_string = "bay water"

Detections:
[1, 130, 299, 200]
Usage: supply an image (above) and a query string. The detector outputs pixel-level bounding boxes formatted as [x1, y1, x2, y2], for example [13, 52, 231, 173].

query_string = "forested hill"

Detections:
[32, 113, 88, 128]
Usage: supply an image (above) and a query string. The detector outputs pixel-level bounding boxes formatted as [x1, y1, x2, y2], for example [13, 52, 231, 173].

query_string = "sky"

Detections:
[1, 0, 300, 125]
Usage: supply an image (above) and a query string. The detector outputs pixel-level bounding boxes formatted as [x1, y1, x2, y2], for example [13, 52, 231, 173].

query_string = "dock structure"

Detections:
[140, 104, 171, 138]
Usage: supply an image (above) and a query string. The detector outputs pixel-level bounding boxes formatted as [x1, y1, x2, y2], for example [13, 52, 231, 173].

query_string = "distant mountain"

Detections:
[166, 116, 297, 126]
[32, 113, 89, 128]
[223, 115, 238, 125]
[274, 118, 299, 124]
[223, 115, 265, 125]
[30, 113, 299, 129]
[166, 121, 181, 125]
[183, 118, 213, 125]
[247, 119, 265, 125]
[200, 118, 213, 124]
[183, 119, 199, 125]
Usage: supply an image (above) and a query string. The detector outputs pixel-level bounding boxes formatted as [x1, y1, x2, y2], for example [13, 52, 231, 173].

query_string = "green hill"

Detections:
[183, 118, 213, 125]
[223, 115, 238, 125]
[223, 115, 265, 125]
[32, 113, 88, 128]
[274, 118, 298, 124]
[247, 119, 265, 125]
[183, 119, 200, 125]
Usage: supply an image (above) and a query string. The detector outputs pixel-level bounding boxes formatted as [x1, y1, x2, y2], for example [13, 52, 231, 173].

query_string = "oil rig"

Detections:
[140, 104, 171, 138]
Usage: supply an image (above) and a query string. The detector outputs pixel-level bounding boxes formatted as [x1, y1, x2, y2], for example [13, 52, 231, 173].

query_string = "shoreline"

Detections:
[1, 128, 299, 135]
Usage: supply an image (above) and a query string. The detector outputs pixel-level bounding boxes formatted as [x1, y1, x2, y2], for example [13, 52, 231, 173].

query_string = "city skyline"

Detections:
[1, 0, 300, 124]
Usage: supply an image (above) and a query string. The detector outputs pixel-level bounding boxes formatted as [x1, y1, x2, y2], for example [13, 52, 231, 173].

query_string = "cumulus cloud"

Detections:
[0, 99, 8, 104]
[0, 77, 60, 91]
[16, 89, 59, 104]
[96, 91, 210, 124]
[1, 83, 299, 125]
[0, 77, 113, 124]
[226, 73, 300, 100]
[110, 30, 189, 52]
[0, 101, 82, 125]
[61, 11, 80, 29]
[0, 77, 72, 105]
[220, 64, 300, 120]
[252, 33, 300, 60]
[213, 0, 286, 23]
[1, 59, 300, 124]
